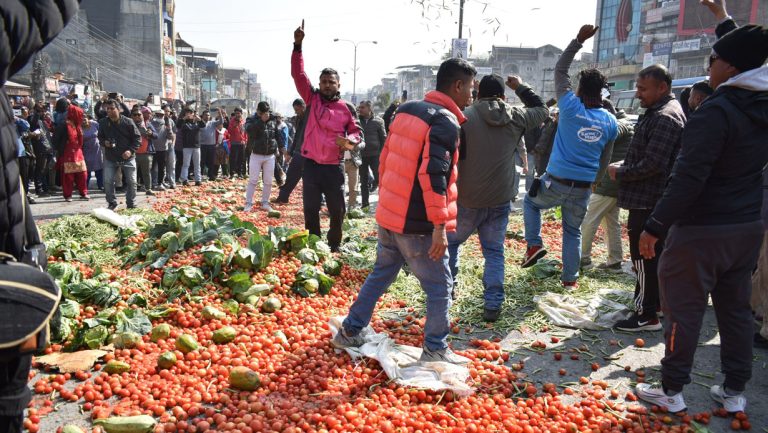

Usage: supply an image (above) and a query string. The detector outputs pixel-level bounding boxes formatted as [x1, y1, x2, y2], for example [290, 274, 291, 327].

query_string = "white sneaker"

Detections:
[243, 204, 253, 212]
[635, 383, 687, 413]
[710, 385, 746, 413]
[260, 204, 273, 212]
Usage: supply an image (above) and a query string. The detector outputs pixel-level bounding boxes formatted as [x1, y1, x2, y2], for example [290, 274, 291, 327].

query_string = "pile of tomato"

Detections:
[26, 181, 749, 433]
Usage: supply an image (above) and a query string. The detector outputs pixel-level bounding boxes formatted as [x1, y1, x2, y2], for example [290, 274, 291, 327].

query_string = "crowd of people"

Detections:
[1, 0, 768, 431]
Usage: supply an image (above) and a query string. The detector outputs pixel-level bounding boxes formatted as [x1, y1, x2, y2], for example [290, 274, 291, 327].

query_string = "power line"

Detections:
[66, 17, 160, 69]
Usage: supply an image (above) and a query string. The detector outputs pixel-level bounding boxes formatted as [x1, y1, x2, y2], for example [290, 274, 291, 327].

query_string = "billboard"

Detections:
[678, 0, 759, 35]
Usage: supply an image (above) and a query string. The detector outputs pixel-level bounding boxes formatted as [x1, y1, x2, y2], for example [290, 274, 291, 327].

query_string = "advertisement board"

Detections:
[678, 0, 758, 35]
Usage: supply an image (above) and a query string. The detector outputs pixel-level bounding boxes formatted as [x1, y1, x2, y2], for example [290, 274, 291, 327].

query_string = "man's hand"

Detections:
[506, 75, 522, 90]
[576, 25, 599, 43]
[700, 0, 728, 20]
[428, 225, 448, 261]
[122, 150, 132, 160]
[638, 231, 659, 259]
[335, 136, 355, 151]
[608, 164, 619, 180]
[294, 19, 305, 44]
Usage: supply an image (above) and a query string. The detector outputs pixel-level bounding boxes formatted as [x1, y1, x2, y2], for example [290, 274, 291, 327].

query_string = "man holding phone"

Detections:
[291, 20, 364, 251]
[98, 99, 141, 209]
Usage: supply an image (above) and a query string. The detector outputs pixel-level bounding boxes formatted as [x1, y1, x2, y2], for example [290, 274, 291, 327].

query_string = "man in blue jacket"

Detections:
[521, 24, 618, 288]
[633, 0, 768, 414]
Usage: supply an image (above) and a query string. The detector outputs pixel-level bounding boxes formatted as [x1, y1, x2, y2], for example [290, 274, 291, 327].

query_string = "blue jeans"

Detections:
[523, 173, 591, 282]
[342, 227, 453, 351]
[103, 158, 137, 207]
[447, 203, 511, 311]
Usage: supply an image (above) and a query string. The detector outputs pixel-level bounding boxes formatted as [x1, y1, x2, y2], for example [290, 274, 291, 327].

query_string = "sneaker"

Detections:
[562, 281, 579, 289]
[167, 184, 176, 190]
[260, 204, 273, 213]
[195, 181, 202, 186]
[127, 204, 136, 209]
[521, 245, 547, 268]
[710, 385, 747, 413]
[482, 308, 501, 322]
[155, 185, 166, 191]
[64, 197, 72, 202]
[28, 196, 37, 204]
[580, 258, 593, 269]
[182, 181, 189, 186]
[146, 190, 155, 196]
[331, 329, 365, 349]
[108, 202, 118, 210]
[419, 347, 470, 365]
[270, 197, 288, 204]
[614, 313, 662, 332]
[80, 195, 90, 201]
[243, 204, 253, 212]
[636, 383, 687, 413]
[597, 261, 623, 271]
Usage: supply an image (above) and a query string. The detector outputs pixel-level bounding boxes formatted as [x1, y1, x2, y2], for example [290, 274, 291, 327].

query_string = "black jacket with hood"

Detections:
[645, 19, 768, 237]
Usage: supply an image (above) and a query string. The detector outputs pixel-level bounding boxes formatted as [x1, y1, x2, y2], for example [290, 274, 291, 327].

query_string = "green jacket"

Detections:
[594, 117, 634, 197]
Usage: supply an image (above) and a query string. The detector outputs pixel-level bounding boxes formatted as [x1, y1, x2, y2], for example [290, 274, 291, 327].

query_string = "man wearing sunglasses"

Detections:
[633, 0, 768, 416]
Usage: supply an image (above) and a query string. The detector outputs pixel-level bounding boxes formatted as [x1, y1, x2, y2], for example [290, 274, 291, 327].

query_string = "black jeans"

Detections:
[153, 150, 167, 187]
[230, 142, 246, 177]
[658, 221, 763, 393]
[0, 353, 32, 432]
[174, 149, 183, 182]
[33, 153, 52, 193]
[17, 157, 31, 195]
[303, 159, 345, 250]
[201, 146, 217, 180]
[277, 153, 305, 202]
[628, 208, 663, 317]
[359, 155, 380, 208]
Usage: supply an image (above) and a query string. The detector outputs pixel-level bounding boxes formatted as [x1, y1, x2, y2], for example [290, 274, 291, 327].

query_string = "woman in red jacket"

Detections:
[59, 105, 89, 201]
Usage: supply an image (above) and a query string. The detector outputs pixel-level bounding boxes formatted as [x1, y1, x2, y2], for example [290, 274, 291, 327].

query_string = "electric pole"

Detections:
[458, 0, 465, 39]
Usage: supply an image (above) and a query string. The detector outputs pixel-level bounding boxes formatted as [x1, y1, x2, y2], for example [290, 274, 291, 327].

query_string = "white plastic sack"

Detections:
[91, 208, 143, 232]
[328, 316, 474, 397]
[534, 289, 633, 330]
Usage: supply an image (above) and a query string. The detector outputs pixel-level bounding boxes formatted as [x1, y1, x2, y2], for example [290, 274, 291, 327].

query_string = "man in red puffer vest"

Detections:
[332, 57, 477, 365]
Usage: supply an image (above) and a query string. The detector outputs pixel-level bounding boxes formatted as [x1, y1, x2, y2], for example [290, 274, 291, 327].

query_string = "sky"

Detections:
[174, 0, 598, 113]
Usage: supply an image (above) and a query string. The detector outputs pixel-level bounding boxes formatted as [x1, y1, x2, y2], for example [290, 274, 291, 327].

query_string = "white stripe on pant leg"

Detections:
[634, 259, 645, 314]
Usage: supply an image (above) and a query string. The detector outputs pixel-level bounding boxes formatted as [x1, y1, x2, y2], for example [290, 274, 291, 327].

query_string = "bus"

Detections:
[610, 75, 708, 119]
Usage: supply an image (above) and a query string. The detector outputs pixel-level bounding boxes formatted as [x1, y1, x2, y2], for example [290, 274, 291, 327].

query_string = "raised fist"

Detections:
[576, 25, 599, 43]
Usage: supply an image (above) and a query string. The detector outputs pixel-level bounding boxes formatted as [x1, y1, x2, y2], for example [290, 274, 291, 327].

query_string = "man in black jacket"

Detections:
[274, 98, 307, 204]
[357, 100, 386, 209]
[633, 0, 768, 414]
[0, 2, 80, 431]
[98, 99, 141, 210]
[244, 101, 285, 212]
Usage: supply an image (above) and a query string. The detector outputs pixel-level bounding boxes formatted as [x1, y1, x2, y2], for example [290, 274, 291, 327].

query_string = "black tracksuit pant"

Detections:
[628, 208, 663, 317]
[658, 221, 763, 393]
[302, 159, 345, 251]
[277, 153, 305, 202]
[0, 353, 32, 433]
[201, 145, 217, 180]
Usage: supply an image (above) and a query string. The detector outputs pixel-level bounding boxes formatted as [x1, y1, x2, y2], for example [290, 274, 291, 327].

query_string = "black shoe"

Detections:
[755, 333, 768, 349]
[614, 313, 662, 332]
[146, 190, 155, 196]
[482, 308, 501, 322]
[270, 197, 288, 204]
[195, 181, 202, 186]
[127, 204, 136, 209]
[597, 261, 623, 271]
[182, 181, 189, 186]
[36, 191, 50, 197]
[108, 202, 118, 210]
[27, 196, 36, 204]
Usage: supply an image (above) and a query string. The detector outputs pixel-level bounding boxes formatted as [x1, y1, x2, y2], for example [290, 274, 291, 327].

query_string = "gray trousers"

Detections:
[658, 221, 763, 392]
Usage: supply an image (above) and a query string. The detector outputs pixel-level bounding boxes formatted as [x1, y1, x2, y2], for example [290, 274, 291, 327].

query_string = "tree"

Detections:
[374, 92, 391, 113]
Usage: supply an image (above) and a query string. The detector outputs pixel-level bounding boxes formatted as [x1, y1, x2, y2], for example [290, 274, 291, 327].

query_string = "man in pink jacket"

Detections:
[292, 21, 364, 251]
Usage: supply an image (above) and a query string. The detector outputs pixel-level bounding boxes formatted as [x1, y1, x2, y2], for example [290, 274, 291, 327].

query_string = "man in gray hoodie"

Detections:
[448, 74, 548, 321]
[199, 109, 223, 180]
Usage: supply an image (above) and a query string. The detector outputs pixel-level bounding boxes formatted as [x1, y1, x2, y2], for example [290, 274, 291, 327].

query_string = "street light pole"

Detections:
[333, 38, 377, 104]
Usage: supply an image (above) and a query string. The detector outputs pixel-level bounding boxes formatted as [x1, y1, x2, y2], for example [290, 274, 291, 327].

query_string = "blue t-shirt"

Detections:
[15, 118, 30, 158]
[546, 91, 618, 182]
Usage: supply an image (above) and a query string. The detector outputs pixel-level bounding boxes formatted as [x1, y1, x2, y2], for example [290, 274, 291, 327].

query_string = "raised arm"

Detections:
[291, 20, 312, 103]
[555, 25, 599, 99]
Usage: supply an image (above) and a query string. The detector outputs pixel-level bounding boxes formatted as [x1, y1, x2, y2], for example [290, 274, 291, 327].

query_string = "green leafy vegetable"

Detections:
[115, 309, 153, 335]
[59, 299, 81, 318]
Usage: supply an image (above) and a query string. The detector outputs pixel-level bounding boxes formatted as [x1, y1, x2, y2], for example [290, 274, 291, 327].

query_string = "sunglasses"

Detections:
[709, 53, 721, 67]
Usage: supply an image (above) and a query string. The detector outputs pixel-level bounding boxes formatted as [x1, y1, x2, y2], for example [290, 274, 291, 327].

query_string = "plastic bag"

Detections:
[328, 316, 474, 397]
[91, 208, 144, 232]
[534, 289, 633, 330]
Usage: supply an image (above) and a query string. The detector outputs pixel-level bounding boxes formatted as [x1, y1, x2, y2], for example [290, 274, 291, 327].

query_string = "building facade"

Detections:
[594, 0, 768, 90]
